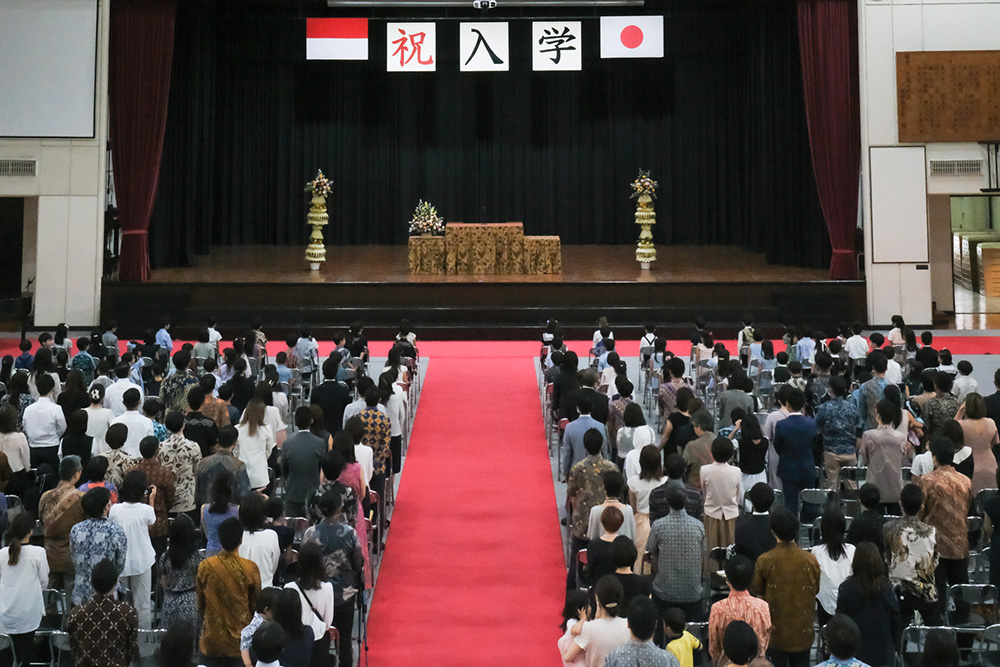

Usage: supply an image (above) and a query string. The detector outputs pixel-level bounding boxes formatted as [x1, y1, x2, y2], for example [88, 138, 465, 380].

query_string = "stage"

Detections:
[101, 244, 866, 339]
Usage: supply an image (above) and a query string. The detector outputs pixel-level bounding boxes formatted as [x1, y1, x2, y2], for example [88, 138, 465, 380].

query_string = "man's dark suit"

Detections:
[310, 380, 352, 436]
[571, 387, 610, 424]
[986, 391, 1000, 426]
[734, 513, 776, 566]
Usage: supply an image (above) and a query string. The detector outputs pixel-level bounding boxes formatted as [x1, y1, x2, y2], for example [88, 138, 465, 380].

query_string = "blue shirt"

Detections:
[561, 415, 608, 480]
[155, 328, 173, 354]
[815, 398, 860, 455]
[69, 518, 128, 605]
[14, 352, 33, 371]
[856, 377, 889, 431]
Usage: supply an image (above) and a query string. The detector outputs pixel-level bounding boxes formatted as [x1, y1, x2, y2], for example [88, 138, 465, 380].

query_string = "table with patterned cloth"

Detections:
[493, 222, 526, 274]
[407, 236, 446, 274]
[445, 222, 501, 274]
[523, 235, 562, 274]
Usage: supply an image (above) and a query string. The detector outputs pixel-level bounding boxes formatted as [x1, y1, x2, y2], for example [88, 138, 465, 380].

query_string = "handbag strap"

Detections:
[293, 582, 324, 622]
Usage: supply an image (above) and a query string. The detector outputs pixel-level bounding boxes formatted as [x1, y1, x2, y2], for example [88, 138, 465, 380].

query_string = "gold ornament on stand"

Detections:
[631, 169, 658, 270]
[304, 170, 332, 271]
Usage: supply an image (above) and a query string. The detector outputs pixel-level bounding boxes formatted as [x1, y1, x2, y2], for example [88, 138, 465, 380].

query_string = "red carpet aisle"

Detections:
[365, 343, 567, 666]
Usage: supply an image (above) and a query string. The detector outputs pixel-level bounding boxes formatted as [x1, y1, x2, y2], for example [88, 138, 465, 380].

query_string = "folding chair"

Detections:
[949, 583, 998, 628]
[978, 488, 1000, 514]
[39, 589, 69, 632]
[575, 549, 588, 589]
[972, 547, 993, 584]
[638, 345, 655, 393]
[969, 516, 986, 555]
[287, 517, 311, 547]
[838, 466, 866, 497]
[979, 623, 1000, 667]
[900, 626, 950, 667]
[0, 635, 15, 667]
[49, 630, 71, 667]
[136, 628, 166, 667]
[328, 626, 341, 667]
[684, 622, 713, 667]
[797, 489, 836, 542]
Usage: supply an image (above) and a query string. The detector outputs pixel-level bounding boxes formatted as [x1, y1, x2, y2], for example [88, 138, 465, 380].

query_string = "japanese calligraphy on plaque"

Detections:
[897, 51, 1000, 142]
[387, 22, 437, 72]
[532, 22, 582, 71]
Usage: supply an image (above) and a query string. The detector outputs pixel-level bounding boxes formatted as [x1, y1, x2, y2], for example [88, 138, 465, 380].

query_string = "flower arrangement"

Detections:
[630, 169, 658, 199]
[304, 170, 332, 198]
[408, 199, 445, 236]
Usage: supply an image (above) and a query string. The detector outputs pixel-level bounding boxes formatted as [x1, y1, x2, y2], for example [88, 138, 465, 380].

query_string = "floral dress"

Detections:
[338, 462, 371, 587]
[159, 550, 203, 629]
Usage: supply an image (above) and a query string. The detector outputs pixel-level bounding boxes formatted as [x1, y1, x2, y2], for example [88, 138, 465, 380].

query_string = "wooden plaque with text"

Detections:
[897, 51, 1000, 142]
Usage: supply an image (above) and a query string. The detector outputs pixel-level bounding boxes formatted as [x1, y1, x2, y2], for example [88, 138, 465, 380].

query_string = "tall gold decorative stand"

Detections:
[306, 194, 328, 271]
[635, 192, 656, 270]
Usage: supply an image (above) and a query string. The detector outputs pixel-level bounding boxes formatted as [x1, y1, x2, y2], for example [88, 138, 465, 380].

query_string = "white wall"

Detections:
[0, 0, 109, 327]
[859, 0, 1000, 325]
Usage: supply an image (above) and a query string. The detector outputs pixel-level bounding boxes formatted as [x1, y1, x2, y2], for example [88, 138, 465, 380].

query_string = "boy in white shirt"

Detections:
[953, 360, 978, 402]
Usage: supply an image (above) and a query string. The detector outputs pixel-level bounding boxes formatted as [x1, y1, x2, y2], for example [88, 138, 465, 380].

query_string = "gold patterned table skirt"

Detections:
[409, 223, 560, 275]
[523, 235, 562, 274]
[407, 236, 446, 274]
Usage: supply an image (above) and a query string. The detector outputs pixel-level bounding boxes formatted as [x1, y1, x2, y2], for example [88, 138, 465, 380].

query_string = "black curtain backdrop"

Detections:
[151, 0, 830, 269]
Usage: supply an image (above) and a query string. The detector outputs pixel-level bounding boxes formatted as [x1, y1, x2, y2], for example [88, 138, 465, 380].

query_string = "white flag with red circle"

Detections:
[599, 16, 663, 59]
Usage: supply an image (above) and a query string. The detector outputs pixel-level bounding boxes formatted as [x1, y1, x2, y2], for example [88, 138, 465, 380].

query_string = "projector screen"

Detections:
[0, 0, 98, 138]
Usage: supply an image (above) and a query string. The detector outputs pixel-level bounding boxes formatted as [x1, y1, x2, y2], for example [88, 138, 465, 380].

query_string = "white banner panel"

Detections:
[387, 22, 436, 72]
[600, 16, 663, 59]
[460, 22, 509, 72]
[532, 22, 582, 71]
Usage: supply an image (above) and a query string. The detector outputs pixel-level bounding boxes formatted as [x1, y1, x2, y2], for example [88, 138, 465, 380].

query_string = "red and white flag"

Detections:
[306, 18, 368, 60]
[600, 16, 663, 59]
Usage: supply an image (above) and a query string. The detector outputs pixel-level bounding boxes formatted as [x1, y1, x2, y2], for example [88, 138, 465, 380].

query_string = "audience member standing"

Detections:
[562, 393, 609, 481]
[129, 436, 176, 556]
[70, 486, 127, 606]
[884, 483, 941, 626]
[236, 398, 276, 492]
[750, 509, 820, 667]
[814, 376, 860, 492]
[812, 507, 856, 626]
[185, 386, 221, 457]
[310, 359, 351, 437]
[707, 555, 770, 667]
[38, 455, 85, 598]
[0, 513, 49, 667]
[957, 392, 999, 493]
[67, 559, 138, 667]
[627, 445, 667, 569]
[195, 426, 251, 507]
[238, 492, 281, 588]
[561, 575, 631, 667]
[23, 373, 66, 469]
[357, 387, 392, 500]
[280, 407, 327, 518]
[646, 487, 706, 627]
[567, 429, 618, 590]
[110, 388, 155, 458]
[772, 390, 817, 513]
[924, 372, 962, 438]
[700, 437, 743, 553]
[835, 542, 901, 667]
[918, 436, 973, 623]
[105, 362, 142, 418]
[159, 410, 202, 520]
[682, 410, 716, 490]
[197, 517, 261, 667]
[109, 470, 158, 628]
[160, 514, 203, 631]
[733, 483, 776, 567]
[285, 542, 335, 667]
[861, 400, 909, 512]
[605, 595, 678, 667]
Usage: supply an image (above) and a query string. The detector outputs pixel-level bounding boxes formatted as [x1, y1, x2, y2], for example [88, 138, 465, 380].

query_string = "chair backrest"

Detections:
[5, 495, 21, 510]
[978, 488, 1000, 512]
[137, 628, 166, 658]
[901, 625, 953, 667]
[840, 466, 867, 484]
[288, 517, 310, 543]
[798, 489, 835, 510]
[950, 583, 998, 607]
[969, 515, 986, 551]
[0, 633, 12, 655]
[979, 624, 1000, 667]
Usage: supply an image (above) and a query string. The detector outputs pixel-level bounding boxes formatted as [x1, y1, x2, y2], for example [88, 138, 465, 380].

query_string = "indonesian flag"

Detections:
[599, 16, 663, 59]
[306, 18, 368, 60]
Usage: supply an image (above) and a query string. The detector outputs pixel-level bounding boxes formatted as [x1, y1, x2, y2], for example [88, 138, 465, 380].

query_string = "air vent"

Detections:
[0, 159, 37, 177]
[929, 159, 983, 176]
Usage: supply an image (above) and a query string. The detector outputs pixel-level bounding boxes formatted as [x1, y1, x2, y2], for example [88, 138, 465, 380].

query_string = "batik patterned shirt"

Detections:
[70, 518, 128, 605]
[67, 594, 138, 667]
[857, 377, 889, 431]
[158, 432, 202, 513]
[923, 394, 962, 437]
[605, 640, 679, 667]
[918, 465, 972, 560]
[568, 454, 618, 540]
[750, 542, 820, 653]
[358, 408, 392, 476]
[104, 448, 140, 488]
[884, 516, 939, 603]
[708, 590, 771, 666]
[815, 398, 860, 455]
[606, 396, 632, 450]
[196, 551, 260, 658]
[127, 458, 176, 538]
[307, 480, 358, 528]
[159, 370, 199, 414]
[151, 419, 168, 443]
[658, 378, 687, 417]
[303, 519, 364, 604]
[38, 482, 85, 572]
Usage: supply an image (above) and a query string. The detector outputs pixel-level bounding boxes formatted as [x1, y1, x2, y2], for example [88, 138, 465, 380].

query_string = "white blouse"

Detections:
[109, 502, 157, 576]
[0, 432, 31, 473]
[239, 529, 280, 587]
[0, 544, 49, 634]
[235, 423, 276, 489]
[812, 543, 856, 615]
[85, 406, 114, 455]
[286, 581, 334, 642]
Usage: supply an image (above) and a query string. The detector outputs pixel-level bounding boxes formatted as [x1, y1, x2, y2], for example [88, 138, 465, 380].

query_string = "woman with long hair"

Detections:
[57, 369, 89, 421]
[0, 512, 48, 666]
[627, 445, 667, 572]
[0, 355, 13, 390]
[28, 348, 60, 401]
[331, 432, 371, 587]
[285, 541, 335, 667]
[0, 405, 30, 495]
[0, 373, 34, 432]
[271, 589, 314, 667]
[309, 404, 332, 449]
[957, 392, 1000, 493]
[734, 412, 769, 508]
[252, 381, 287, 449]
[238, 491, 280, 587]
[61, 409, 93, 468]
[159, 513, 202, 629]
[836, 541, 901, 667]
[616, 402, 656, 470]
[560, 575, 629, 665]
[660, 385, 695, 455]
[237, 397, 276, 491]
[813, 506, 856, 625]
[201, 470, 239, 556]
[883, 384, 923, 446]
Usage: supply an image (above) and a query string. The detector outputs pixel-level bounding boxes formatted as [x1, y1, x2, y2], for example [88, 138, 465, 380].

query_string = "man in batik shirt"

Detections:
[159, 349, 199, 414]
[158, 410, 202, 519]
[567, 428, 617, 589]
[885, 483, 940, 626]
[38, 455, 85, 597]
[814, 376, 860, 492]
[70, 486, 127, 605]
[67, 558, 138, 667]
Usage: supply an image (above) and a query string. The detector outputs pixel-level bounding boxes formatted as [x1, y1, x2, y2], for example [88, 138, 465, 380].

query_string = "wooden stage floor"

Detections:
[147, 245, 831, 285]
[105, 244, 864, 339]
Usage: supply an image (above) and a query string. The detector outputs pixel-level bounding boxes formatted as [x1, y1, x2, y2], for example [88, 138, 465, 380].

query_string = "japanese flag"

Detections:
[306, 18, 368, 60]
[600, 16, 663, 59]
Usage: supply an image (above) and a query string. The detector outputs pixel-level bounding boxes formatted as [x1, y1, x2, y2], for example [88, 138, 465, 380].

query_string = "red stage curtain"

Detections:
[797, 0, 861, 280]
[109, 0, 176, 281]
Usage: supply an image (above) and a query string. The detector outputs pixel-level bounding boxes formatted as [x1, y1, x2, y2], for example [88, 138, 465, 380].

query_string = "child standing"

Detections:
[663, 607, 703, 667]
